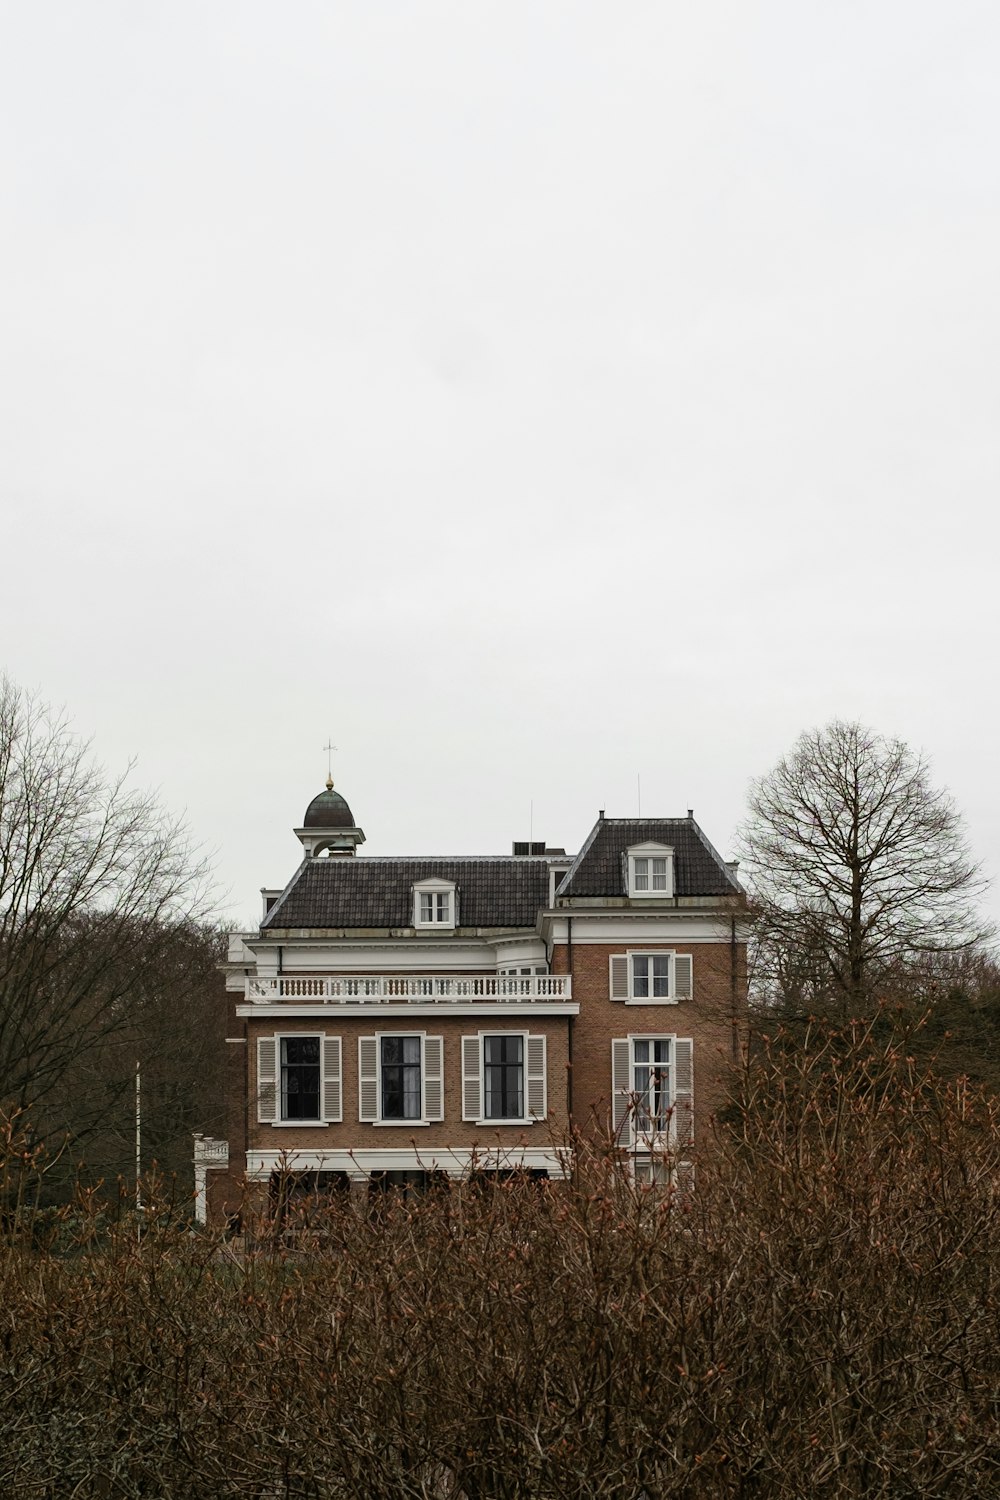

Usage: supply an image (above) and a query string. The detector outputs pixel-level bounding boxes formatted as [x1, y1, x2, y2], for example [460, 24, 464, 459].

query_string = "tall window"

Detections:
[632, 954, 671, 999]
[484, 1035, 524, 1120]
[381, 1036, 422, 1120]
[281, 1037, 321, 1120]
[632, 1038, 671, 1134]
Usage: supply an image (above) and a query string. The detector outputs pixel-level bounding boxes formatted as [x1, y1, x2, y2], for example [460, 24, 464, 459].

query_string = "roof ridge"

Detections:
[347, 854, 559, 863]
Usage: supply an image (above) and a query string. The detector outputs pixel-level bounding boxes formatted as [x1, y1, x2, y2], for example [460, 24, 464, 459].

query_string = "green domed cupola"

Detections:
[295, 775, 366, 857]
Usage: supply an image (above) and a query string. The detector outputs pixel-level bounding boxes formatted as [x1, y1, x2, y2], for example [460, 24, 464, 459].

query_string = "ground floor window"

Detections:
[632, 1037, 672, 1134]
[367, 1169, 449, 1207]
[632, 1156, 671, 1186]
[268, 1168, 350, 1227]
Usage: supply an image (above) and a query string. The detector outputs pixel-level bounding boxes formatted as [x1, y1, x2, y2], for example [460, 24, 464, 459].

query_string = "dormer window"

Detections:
[627, 843, 675, 899]
[420, 892, 450, 924]
[413, 879, 458, 929]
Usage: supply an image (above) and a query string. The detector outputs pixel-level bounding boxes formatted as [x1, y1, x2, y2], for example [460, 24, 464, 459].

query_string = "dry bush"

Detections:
[0, 1019, 998, 1498]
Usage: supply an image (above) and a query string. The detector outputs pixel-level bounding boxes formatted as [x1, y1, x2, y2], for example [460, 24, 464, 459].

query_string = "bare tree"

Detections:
[738, 720, 994, 1015]
[0, 676, 215, 1148]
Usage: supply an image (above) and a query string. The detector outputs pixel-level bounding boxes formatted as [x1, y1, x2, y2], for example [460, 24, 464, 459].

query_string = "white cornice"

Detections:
[246, 1146, 571, 1179]
[542, 913, 750, 944]
[236, 1002, 580, 1019]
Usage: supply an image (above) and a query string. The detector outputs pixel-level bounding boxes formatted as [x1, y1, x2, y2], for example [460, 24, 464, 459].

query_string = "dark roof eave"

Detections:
[256, 925, 542, 941]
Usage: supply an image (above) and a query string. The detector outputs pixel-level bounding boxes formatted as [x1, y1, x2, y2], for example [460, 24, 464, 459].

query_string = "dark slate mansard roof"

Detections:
[263, 858, 551, 931]
[557, 817, 741, 899]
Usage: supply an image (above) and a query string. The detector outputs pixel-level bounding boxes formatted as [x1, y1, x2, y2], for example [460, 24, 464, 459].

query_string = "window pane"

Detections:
[652, 955, 670, 997]
[419, 894, 432, 922]
[281, 1036, 320, 1120]
[381, 1036, 422, 1119]
[634, 858, 648, 890]
[652, 858, 668, 889]
[632, 955, 649, 997]
[633, 1038, 671, 1133]
[484, 1034, 524, 1119]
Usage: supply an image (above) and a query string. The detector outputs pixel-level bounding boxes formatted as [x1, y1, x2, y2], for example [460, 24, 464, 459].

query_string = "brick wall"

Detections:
[247, 1014, 571, 1156]
[557, 939, 746, 1144]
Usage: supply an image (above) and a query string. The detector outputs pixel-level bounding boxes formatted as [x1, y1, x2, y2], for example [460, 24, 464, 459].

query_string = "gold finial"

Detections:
[325, 773, 334, 791]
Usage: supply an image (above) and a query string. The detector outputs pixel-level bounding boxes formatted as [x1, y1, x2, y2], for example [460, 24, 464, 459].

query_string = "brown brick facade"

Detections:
[558, 939, 746, 1144]
[247, 1014, 571, 1156]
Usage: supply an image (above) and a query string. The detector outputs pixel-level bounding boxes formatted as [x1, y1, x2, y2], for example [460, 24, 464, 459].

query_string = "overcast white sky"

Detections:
[2, 2, 999, 926]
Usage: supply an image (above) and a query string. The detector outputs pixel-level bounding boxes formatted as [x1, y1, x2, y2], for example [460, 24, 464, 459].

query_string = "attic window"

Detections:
[413, 879, 458, 930]
[627, 843, 674, 900]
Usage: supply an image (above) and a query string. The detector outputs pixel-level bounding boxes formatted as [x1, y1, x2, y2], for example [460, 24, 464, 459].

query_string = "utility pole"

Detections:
[135, 1061, 142, 1224]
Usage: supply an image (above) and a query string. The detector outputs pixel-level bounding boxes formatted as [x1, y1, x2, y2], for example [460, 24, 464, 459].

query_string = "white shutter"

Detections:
[673, 1037, 694, 1146]
[526, 1035, 546, 1120]
[257, 1037, 278, 1123]
[424, 1035, 444, 1121]
[673, 954, 693, 1001]
[611, 1038, 632, 1142]
[609, 954, 629, 1001]
[322, 1036, 342, 1122]
[462, 1035, 482, 1121]
[358, 1036, 379, 1122]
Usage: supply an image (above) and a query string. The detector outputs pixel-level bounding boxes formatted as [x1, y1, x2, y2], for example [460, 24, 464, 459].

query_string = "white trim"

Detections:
[612, 1033, 694, 1151]
[473, 1119, 535, 1127]
[367, 1030, 431, 1126]
[627, 843, 675, 900]
[615, 950, 692, 1005]
[413, 878, 458, 930]
[265, 1031, 343, 1125]
[478, 1029, 529, 1125]
[194, 1163, 207, 1225]
[238, 1002, 579, 1019]
[247, 974, 571, 1003]
[246, 1146, 571, 1180]
[543, 915, 748, 943]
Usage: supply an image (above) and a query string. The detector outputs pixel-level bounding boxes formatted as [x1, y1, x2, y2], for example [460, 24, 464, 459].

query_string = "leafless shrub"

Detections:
[0, 1019, 998, 1497]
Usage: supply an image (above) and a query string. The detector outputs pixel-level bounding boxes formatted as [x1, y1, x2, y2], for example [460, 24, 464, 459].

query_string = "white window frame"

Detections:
[359, 1031, 444, 1127]
[611, 1033, 694, 1151]
[413, 878, 458, 930]
[258, 1032, 342, 1126]
[628, 1035, 674, 1145]
[463, 1031, 547, 1124]
[609, 949, 693, 1005]
[627, 842, 675, 899]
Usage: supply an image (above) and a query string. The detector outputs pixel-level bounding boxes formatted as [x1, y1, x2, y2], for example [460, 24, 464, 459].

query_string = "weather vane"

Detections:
[323, 739, 337, 789]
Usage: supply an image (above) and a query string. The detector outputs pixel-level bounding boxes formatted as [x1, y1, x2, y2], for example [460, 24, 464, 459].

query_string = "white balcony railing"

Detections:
[192, 1135, 229, 1166]
[246, 974, 572, 1004]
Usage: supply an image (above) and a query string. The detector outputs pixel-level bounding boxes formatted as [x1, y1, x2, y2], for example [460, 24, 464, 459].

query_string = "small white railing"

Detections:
[246, 974, 572, 1003]
[192, 1135, 229, 1166]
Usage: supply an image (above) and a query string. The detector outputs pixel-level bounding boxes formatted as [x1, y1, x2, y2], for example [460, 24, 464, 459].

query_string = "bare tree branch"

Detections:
[0, 676, 217, 1142]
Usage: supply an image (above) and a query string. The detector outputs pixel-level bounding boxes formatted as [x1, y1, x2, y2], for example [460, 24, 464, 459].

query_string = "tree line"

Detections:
[0, 677, 226, 1197]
